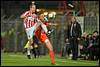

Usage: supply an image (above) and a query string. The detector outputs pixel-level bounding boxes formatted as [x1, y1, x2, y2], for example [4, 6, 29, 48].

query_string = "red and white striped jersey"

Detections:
[22, 11, 38, 29]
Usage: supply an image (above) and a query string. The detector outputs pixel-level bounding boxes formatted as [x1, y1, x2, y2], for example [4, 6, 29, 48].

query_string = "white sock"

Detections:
[27, 48, 31, 55]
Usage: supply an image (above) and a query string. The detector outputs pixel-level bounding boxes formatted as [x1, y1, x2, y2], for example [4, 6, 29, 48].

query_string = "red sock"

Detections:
[49, 50, 54, 64]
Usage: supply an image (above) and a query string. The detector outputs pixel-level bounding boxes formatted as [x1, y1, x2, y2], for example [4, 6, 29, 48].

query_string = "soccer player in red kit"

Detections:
[35, 16, 55, 64]
[20, 3, 55, 64]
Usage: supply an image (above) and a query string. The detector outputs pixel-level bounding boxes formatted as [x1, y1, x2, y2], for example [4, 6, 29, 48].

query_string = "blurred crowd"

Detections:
[62, 30, 99, 61]
[79, 31, 99, 60]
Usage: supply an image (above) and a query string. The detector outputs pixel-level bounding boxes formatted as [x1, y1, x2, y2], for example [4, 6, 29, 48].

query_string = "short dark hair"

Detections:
[29, 4, 36, 8]
[93, 31, 98, 33]
[29, 4, 37, 14]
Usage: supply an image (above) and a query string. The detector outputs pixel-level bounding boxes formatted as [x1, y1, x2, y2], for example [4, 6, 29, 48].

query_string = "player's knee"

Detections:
[44, 39, 49, 43]
[45, 40, 53, 50]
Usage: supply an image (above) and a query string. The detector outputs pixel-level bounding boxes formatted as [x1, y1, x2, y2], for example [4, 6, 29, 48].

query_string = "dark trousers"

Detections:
[32, 48, 40, 58]
[69, 37, 78, 60]
[61, 43, 71, 57]
[89, 46, 99, 60]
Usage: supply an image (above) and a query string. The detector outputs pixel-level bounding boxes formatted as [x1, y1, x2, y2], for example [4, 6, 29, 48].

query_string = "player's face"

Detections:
[30, 5, 36, 13]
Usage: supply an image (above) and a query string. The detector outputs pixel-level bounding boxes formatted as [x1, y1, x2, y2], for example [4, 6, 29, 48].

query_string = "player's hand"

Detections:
[66, 38, 69, 42]
[47, 29, 54, 35]
[77, 38, 80, 40]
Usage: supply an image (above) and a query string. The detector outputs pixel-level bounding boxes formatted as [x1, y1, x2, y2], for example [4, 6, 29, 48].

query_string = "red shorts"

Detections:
[35, 28, 48, 43]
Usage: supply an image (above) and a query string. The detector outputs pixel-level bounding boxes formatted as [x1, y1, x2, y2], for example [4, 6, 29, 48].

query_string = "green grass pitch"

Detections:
[1, 52, 99, 66]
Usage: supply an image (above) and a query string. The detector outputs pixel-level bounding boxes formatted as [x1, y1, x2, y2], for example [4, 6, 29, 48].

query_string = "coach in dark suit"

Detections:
[67, 16, 82, 60]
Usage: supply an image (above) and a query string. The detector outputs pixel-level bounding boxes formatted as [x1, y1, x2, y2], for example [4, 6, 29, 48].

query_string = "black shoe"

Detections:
[51, 62, 55, 65]
[72, 58, 77, 60]
[72, 57, 77, 60]
[34, 55, 36, 58]
[27, 55, 31, 59]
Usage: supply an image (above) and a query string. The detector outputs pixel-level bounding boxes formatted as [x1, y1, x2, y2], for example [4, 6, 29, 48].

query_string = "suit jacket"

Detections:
[67, 22, 82, 39]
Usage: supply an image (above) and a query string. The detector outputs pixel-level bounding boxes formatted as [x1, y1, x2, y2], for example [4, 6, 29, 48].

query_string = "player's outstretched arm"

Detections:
[48, 23, 58, 26]
[20, 14, 28, 19]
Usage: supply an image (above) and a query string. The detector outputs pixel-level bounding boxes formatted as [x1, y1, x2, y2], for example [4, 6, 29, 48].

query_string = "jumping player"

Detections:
[20, 2, 55, 64]
[20, 4, 38, 59]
